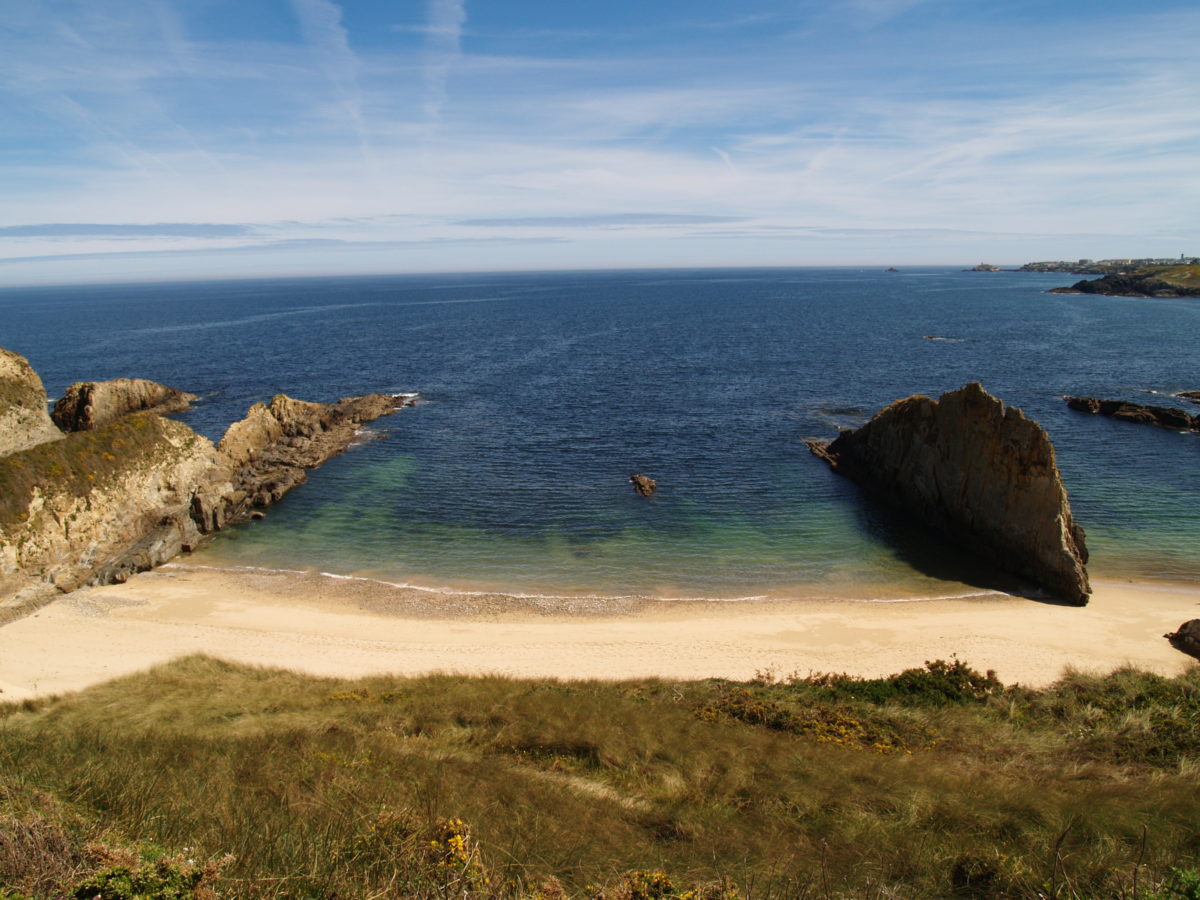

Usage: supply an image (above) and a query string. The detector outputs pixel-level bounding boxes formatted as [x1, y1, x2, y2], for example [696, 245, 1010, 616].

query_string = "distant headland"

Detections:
[965, 256, 1200, 298]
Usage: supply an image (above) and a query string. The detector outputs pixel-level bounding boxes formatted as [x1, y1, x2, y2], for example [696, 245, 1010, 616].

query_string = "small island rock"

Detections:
[630, 473, 657, 497]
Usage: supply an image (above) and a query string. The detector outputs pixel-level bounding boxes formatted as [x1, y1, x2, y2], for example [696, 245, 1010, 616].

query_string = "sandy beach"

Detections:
[1, 564, 1196, 701]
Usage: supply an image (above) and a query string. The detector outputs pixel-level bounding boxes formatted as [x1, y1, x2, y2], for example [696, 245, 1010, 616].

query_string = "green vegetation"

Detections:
[1141, 265, 1200, 291]
[1, 656, 1199, 898]
[0, 413, 194, 530]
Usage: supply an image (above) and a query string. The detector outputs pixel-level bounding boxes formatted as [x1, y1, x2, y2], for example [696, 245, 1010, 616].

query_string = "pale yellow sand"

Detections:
[0, 565, 1196, 701]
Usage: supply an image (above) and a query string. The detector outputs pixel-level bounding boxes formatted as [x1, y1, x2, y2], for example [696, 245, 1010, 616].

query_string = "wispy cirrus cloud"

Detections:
[421, 0, 467, 122]
[0, 223, 254, 239]
[289, 0, 370, 153]
[0, 235, 566, 266]
[457, 214, 745, 228]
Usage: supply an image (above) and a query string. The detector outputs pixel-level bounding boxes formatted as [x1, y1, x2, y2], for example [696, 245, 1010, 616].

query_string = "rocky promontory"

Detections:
[52, 378, 197, 431]
[1064, 396, 1198, 432]
[205, 392, 415, 526]
[0, 346, 414, 617]
[807, 382, 1090, 605]
[1048, 266, 1200, 298]
[0, 348, 64, 456]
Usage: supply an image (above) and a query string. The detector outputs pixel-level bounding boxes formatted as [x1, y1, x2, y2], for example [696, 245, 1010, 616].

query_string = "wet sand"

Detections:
[0, 564, 1196, 700]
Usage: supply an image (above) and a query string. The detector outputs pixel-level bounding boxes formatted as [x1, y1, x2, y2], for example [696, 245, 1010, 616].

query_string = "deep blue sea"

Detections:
[2, 267, 1197, 600]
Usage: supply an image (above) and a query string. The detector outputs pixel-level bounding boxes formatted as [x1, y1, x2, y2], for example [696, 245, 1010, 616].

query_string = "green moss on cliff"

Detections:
[0, 413, 190, 531]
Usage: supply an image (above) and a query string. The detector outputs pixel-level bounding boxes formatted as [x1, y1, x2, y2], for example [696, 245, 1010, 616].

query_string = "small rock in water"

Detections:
[629, 473, 657, 497]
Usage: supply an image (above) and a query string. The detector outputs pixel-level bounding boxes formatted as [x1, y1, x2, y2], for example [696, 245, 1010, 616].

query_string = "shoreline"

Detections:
[1, 565, 1197, 701]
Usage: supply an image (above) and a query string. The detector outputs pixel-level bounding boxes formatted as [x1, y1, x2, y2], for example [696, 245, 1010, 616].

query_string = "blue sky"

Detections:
[1, 0, 1197, 285]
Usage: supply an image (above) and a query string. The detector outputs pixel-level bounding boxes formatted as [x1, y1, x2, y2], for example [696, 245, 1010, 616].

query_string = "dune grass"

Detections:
[1, 656, 1199, 898]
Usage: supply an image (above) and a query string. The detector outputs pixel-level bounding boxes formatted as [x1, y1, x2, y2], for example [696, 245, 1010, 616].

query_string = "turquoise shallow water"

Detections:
[3, 267, 1198, 599]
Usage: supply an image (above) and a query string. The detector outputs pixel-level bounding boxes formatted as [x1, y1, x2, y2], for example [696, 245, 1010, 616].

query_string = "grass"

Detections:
[1139, 265, 1200, 291]
[0, 413, 199, 531]
[1, 656, 1198, 898]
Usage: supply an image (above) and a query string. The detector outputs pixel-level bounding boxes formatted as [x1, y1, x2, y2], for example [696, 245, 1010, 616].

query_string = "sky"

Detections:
[1, 0, 1198, 285]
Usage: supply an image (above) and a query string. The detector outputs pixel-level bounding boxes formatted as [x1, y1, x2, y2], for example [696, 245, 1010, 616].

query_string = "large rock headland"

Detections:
[0, 347, 414, 617]
[807, 382, 1091, 605]
[52, 378, 197, 431]
[1048, 265, 1200, 298]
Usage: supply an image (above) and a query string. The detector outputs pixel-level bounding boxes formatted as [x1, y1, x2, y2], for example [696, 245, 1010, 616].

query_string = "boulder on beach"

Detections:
[807, 382, 1091, 605]
[52, 378, 197, 432]
[1165, 620, 1200, 660]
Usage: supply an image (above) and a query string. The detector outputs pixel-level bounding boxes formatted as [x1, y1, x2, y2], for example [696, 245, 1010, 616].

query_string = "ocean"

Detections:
[3, 267, 1197, 601]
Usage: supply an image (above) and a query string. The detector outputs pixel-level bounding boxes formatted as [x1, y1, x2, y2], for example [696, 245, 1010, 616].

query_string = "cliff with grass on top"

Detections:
[1049, 264, 1200, 298]
[0, 346, 413, 616]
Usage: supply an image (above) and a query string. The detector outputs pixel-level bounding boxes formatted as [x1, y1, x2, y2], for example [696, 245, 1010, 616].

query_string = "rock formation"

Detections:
[1165, 620, 1200, 660]
[211, 392, 415, 522]
[1064, 397, 1197, 432]
[1177, 391, 1200, 404]
[52, 378, 197, 431]
[807, 382, 1091, 605]
[0, 344, 416, 617]
[0, 348, 63, 456]
[0, 414, 228, 609]
[1048, 270, 1200, 298]
[629, 473, 657, 497]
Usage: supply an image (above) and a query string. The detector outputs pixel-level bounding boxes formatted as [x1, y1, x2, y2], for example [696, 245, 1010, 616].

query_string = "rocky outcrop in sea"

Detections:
[52, 378, 197, 431]
[1064, 396, 1198, 432]
[807, 382, 1091, 605]
[0, 346, 414, 618]
[629, 473, 657, 497]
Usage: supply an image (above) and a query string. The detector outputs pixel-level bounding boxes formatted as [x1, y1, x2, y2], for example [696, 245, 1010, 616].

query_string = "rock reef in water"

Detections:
[0, 345, 415, 617]
[629, 473, 657, 497]
[0, 348, 64, 456]
[1064, 396, 1198, 432]
[202, 392, 414, 527]
[52, 378, 197, 431]
[807, 382, 1091, 605]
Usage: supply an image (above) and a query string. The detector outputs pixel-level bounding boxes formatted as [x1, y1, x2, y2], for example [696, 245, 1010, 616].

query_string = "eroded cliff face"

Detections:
[1, 345, 414, 617]
[0, 414, 231, 609]
[0, 348, 64, 456]
[52, 378, 197, 432]
[808, 382, 1091, 605]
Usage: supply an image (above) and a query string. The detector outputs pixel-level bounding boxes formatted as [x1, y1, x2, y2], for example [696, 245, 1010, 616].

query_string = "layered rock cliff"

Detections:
[1, 346, 415, 616]
[0, 348, 64, 456]
[52, 378, 197, 431]
[0, 414, 229, 609]
[807, 382, 1091, 605]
